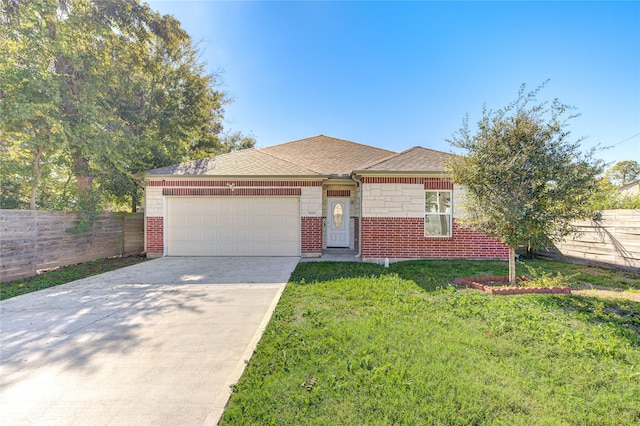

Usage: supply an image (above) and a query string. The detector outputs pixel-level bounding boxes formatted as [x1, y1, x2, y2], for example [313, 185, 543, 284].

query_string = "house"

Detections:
[619, 180, 639, 197]
[144, 135, 508, 261]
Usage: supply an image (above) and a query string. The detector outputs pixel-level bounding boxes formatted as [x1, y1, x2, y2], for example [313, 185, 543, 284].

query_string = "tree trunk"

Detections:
[29, 145, 44, 210]
[508, 246, 517, 285]
[73, 155, 93, 196]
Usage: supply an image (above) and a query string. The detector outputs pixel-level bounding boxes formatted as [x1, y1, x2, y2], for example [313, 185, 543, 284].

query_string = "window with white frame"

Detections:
[425, 190, 452, 237]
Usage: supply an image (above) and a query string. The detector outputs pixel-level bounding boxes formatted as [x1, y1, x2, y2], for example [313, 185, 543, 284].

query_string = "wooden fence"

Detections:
[0, 210, 144, 283]
[535, 209, 640, 273]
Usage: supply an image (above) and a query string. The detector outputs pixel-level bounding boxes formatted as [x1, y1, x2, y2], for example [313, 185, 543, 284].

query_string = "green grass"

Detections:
[220, 260, 640, 425]
[0, 255, 147, 300]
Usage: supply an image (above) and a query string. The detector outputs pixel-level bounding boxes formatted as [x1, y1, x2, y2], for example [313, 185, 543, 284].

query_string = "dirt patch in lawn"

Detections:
[572, 289, 640, 303]
[454, 276, 571, 295]
[455, 276, 640, 302]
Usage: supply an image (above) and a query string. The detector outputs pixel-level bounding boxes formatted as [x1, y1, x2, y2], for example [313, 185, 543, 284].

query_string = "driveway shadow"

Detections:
[0, 256, 297, 425]
[1, 256, 298, 380]
[0, 282, 216, 383]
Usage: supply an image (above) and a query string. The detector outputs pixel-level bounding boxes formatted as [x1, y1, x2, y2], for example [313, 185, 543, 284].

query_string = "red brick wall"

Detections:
[327, 189, 351, 197]
[361, 217, 508, 259]
[301, 216, 322, 255]
[361, 177, 453, 188]
[146, 217, 164, 255]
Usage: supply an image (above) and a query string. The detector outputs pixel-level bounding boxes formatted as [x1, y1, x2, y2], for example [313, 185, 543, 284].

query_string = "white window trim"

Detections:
[424, 190, 452, 237]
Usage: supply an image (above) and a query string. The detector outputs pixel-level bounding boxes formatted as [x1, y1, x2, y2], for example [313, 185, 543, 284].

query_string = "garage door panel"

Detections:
[248, 229, 266, 240]
[251, 216, 268, 226]
[266, 229, 283, 240]
[215, 243, 232, 254]
[217, 216, 234, 226]
[235, 229, 250, 240]
[280, 229, 300, 240]
[170, 242, 189, 254]
[267, 216, 288, 226]
[167, 197, 300, 256]
[217, 229, 233, 240]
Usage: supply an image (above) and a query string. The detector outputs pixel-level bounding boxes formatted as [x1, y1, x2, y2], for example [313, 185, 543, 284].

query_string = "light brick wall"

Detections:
[301, 186, 322, 216]
[362, 182, 466, 219]
[362, 183, 424, 218]
[452, 184, 467, 219]
[145, 187, 164, 217]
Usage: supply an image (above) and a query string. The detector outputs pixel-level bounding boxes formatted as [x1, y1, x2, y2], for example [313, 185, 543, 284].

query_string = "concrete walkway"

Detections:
[300, 249, 361, 262]
[0, 257, 299, 425]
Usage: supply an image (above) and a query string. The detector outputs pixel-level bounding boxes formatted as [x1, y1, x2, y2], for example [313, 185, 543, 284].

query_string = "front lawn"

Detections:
[220, 260, 640, 425]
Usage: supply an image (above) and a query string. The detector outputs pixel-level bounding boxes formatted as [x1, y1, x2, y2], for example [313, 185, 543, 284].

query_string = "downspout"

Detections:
[351, 174, 363, 258]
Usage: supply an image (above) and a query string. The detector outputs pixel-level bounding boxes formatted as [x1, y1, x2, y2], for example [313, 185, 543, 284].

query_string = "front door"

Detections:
[327, 197, 350, 248]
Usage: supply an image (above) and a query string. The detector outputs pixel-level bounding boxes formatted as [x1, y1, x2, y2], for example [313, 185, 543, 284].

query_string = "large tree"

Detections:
[606, 160, 640, 186]
[588, 162, 640, 210]
[0, 0, 66, 209]
[447, 82, 602, 284]
[0, 0, 253, 217]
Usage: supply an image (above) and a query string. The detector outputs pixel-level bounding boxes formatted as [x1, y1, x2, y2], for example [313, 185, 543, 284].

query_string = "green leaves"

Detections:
[1, 0, 253, 213]
[448, 82, 602, 250]
[606, 160, 640, 186]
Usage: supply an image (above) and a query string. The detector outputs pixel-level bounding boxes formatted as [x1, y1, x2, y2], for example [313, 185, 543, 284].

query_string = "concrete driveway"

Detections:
[0, 257, 299, 425]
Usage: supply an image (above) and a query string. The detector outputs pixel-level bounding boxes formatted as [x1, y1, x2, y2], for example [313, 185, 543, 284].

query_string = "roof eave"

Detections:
[144, 173, 328, 180]
[352, 170, 450, 176]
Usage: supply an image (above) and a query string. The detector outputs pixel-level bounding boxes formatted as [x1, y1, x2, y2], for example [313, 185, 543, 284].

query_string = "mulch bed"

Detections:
[454, 276, 571, 295]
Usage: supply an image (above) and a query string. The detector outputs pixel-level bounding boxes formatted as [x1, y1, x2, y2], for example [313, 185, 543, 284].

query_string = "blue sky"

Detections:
[147, 1, 640, 166]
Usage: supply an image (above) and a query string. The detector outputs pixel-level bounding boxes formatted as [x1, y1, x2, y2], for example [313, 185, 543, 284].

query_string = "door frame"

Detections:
[326, 197, 350, 248]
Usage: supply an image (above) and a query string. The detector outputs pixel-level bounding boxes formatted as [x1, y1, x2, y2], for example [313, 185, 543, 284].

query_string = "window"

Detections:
[333, 203, 343, 228]
[425, 191, 451, 237]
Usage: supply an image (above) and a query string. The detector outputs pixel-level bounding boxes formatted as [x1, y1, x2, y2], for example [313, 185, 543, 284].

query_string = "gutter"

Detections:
[350, 170, 449, 176]
[144, 174, 329, 180]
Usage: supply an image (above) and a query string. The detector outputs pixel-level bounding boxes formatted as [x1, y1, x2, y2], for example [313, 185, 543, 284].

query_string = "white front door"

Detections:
[326, 197, 350, 248]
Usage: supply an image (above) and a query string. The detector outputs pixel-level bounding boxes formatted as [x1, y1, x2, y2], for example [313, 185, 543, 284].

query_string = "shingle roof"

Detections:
[146, 148, 320, 176]
[262, 135, 395, 176]
[145, 136, 449, 177]
[361, 146, 454, 172]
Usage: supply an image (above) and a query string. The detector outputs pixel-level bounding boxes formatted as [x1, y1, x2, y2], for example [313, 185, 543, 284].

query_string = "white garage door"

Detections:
[166, 197, 300, 256]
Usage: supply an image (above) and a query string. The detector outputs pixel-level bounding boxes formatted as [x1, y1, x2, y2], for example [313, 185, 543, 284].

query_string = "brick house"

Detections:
[144, 135, 508, 261]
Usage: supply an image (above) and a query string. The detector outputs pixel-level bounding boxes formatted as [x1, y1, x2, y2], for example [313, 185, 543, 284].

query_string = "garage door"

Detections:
[166, 197, 300, 256]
